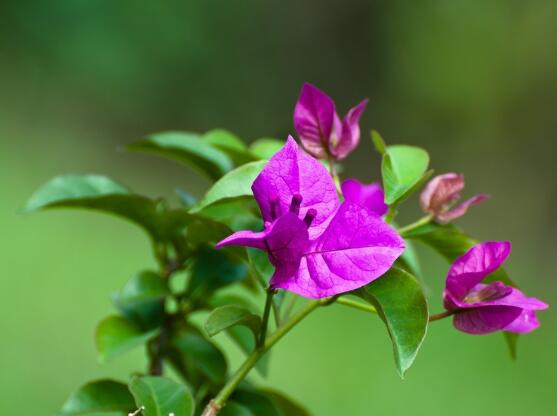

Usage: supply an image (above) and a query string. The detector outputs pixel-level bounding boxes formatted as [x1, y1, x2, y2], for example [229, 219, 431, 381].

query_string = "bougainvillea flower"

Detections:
[420, 173, 488, 223]
[341, 179, 388, 216]
[443, 242, 548, 334]
[293, 83, 368, 161]
[216, 136, 404, 298]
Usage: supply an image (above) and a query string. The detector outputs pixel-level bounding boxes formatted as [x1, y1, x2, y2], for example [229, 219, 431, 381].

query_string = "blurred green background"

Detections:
[1, 1, 556, 414]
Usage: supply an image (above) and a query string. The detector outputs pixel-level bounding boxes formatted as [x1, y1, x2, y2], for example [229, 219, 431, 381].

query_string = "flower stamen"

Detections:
[290, 194, 303, 214]
[303, 208, 317, 228]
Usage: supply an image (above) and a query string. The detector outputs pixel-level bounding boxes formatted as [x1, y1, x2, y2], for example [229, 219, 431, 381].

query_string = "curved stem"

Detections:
[207, 300, 323, 413]
[398, 215, 434, 236]
[429, 310, 455, 322]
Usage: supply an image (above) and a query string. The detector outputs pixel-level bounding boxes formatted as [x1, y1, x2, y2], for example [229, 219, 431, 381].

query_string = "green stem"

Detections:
[210, 300, 322, 411]
[257, 288, 275, 347]
[429, 310, 456, 322]
[398, 215, 434, 236]
[327, 154, 341, 191]
[336, 297, 377, 314]
[385, 204, 398, 224]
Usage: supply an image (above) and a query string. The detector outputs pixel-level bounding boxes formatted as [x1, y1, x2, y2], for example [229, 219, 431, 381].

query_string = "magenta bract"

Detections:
[341, 179, 388, 216]
[216, 137, 404, 298]
[443, 242, 548, 334]
[420, 173, 488, 223]
[293, 83, 368, 161]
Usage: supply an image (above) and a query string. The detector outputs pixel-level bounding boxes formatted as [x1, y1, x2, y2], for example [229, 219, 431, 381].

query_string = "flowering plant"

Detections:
[26, 83, 547, 416]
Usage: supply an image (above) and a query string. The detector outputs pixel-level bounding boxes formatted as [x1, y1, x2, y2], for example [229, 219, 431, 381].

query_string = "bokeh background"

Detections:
[1, 1, 556, 414]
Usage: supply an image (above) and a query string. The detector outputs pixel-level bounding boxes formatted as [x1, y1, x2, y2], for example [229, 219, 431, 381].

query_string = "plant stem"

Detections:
[336, 297, 377, 314]
[327, 154, 341, 191]
[206, 300, 322, 413]
[398, 215, 434, 236]
[385, 204, 398, 224]
[429, 310, 455, 322]
[257, 288, 275, 347]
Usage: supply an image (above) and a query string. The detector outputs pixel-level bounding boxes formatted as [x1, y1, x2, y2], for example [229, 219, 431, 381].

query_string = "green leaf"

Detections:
[220, 402, 255, 416]
[95, 316, 159, 363]
[205, 305, 261, 339]
[231, 389, 279, 416]
[190, 161, 267, 213]
[370, 130, 387, 155]
[261, 390, 311, 416]
[128, 131, 233, 181]
[247, 248, 274, 285]
[187, 246, 248, 298]
[207, 295, 270, 377]
[402, 223, 513, 285]
[402, 222, 519, 356]
[249, 138, 284, 160]
[399, 239, 422, 278]
[129, 376, 194, 416]
[382, 145, 429, 205]
[170, 330, 227, 384]
[203, 129, 255, 165]
[355, 266, 428, 378]
[25, 175, 194, 241]
[112, 271, 168, 330]
[59, 379, 135, 415]
[505, 332, 519, 360]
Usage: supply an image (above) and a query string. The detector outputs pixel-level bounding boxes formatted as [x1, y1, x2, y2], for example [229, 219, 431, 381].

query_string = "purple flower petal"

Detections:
[453, 283, 549, 310]
[444, 241, 511, 304]
[332, 99, 368, 160]
[215, 229, 266, 250]
[453, 305, 523, 335]
[504, 310, 542, 334]
[293, 83, 336, 159]
[252, 136, 339, 239]
[271, 202, 405, 298]
[437, 194, 490, 224]
[341, 178, 388, 216]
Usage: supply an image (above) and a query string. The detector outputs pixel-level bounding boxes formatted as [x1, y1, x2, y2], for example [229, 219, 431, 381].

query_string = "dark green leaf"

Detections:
[231, 389, 279, 416]
[170, 330, 227, 384]
[190, 161, 266, 213]
[505, 332, 519, 360]
[129, 376, 194, 416]
[196, 200, 261, 235]
[207, 295, 270, 377]
[203, 129, 255, 165]
[25, 175, 194, 241]
[249, 138, 284, 160]
[187, 246, 248, 298]
[382, 145, 429, 205]
[402, 223, 513, 286]
[59, 379, 135, 415]
[112, 271, 168, 330]
[370, 130, 387, 155]
[355, 266, 428, 377]
[95, 316, 159, 363]
[220, 402, 255, 416]
[262, 390, 311, 416]
[128, 131, 233, 181]
[399, 239, 422, 278]
[205, 305, 261, 338]
[247, 248, 273, 285]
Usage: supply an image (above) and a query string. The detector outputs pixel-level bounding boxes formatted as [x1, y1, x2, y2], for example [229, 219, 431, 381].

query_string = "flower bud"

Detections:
[420, 173, 488, 223]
